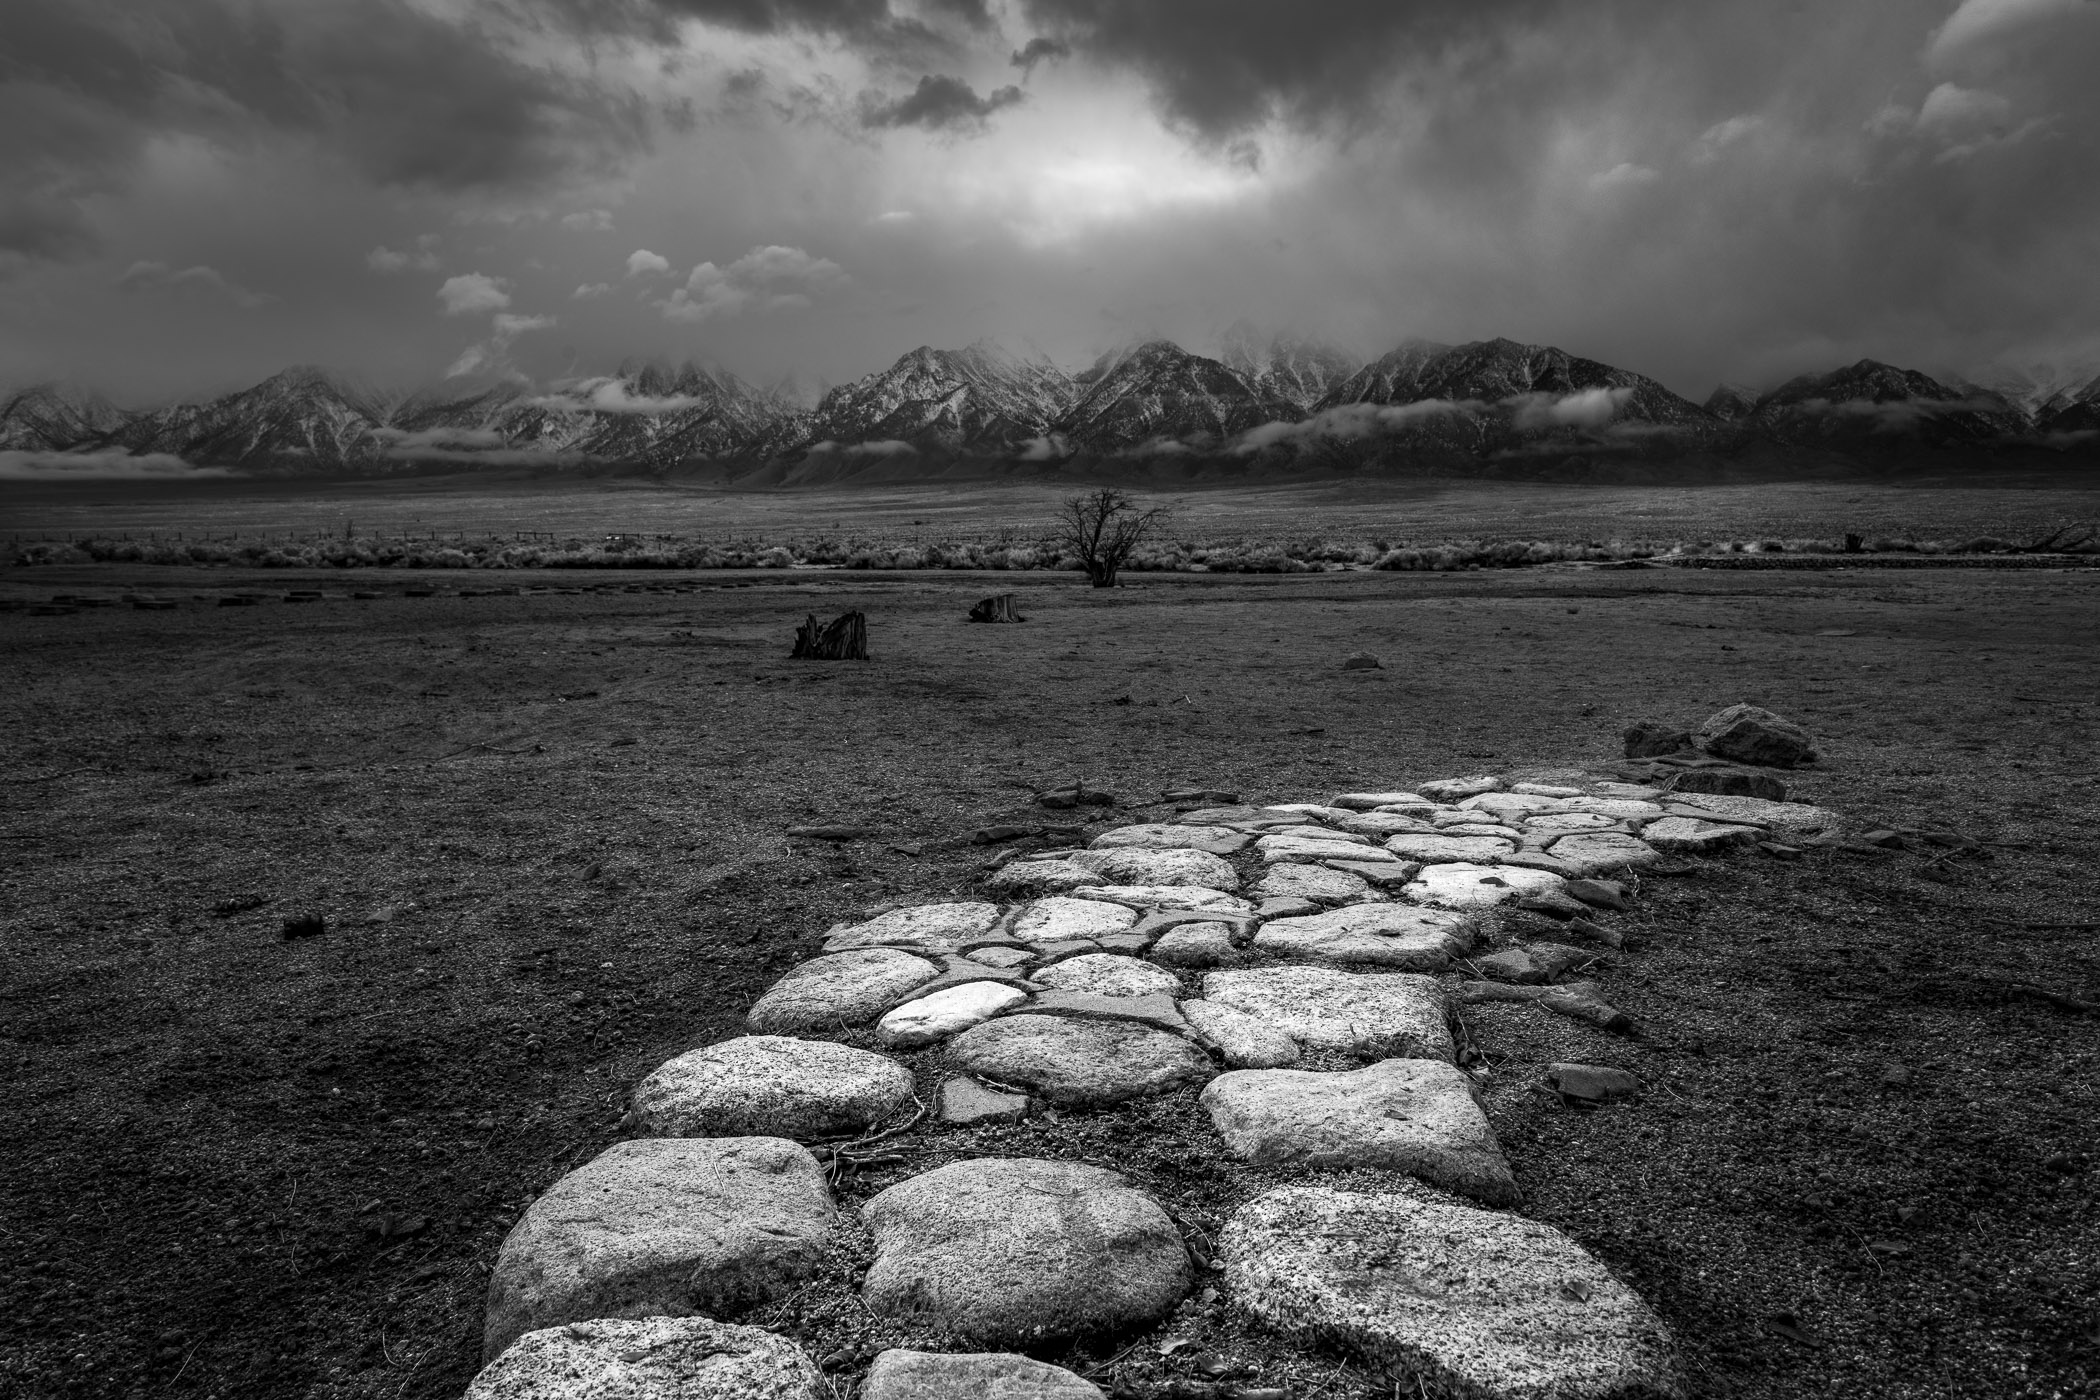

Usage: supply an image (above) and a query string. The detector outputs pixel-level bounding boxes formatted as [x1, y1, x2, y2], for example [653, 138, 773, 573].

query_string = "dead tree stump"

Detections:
[790, 610, 869, 660]
[968, 593, 1026, 623]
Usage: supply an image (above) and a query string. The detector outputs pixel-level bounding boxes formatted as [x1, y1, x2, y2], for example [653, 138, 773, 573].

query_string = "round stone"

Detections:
[1012, 896, 1140, 943]
[483, 1138, 833, 1361]
[745, 948, 942, 1034]
[1220, 1185, 1678, 1397]
[1034, 952, 1181, 997]
[632, 1036, 914, 1140]
[862, 1158, 1192, 1344]
[949, 1014, 1214, 1106]
[469, 1317, 825, 1399]
[862, 1350, 1104, 1400]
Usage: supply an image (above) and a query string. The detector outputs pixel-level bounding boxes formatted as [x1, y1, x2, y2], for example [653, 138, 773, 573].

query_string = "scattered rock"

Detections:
[469, 1317, 825, 1400]
[861, 1349, 1104, 1400]
[1036, 782, 1115, 809]
[1202, 967, 1453, 1060]
[745, 949, 943, 1034]
[1383, 833, 1517, 863]
[1180, 998, 1301, 1068]
[937, 1077, 1031, 1127]
[1517, 890, 1591, 921]
[632, 1036, 913, 1140]
[1255, 863, 1373, 905]
[1548, 1063, 1643, 1106]
[1253, 905, 1473, 971]
[1035, 952, 1181, 997]
[1091, 824, 1250, 855]
[862, 1159, 1191, 1343]
[822, 903, 1002, 955]
[877, 982, 1029, 1048]
[1012, 896, 1141, 943]
[1203, 1059, 1517, 1204]
[1563, 879, 1628, 911]
[280, 913, 326, 941]
[1069, 846, 1240, 890]
[1404, 862, 1566, 909]
[1458, 980, 1634, 1033]
[1700, 703, 1816, 768]
[1342, 651, 1384, 670]
[1152, 922, 1240, 967]
[950, 1015, 1213, 1106]
[1220, 1185, 1679, 1398]
[483, 1138, 834, 1361]
[1642, 816, 1764, 854]
[1544, 831, 1664, 877]
[1623, 722, 1695, 759]
[1476, 943, 1597, 986]
[1164, 788, 1241, 804]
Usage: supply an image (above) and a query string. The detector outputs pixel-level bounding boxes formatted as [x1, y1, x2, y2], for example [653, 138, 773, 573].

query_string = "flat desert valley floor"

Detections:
[2, 537, 2098, 1398]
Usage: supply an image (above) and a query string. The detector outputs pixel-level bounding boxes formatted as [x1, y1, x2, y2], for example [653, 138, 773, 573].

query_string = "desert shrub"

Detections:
[757, 546, 795, 568]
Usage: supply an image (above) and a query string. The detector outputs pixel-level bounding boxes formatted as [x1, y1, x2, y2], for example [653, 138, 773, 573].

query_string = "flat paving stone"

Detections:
[1642, 816, 1764, 854]
[877, 982, 1029, 1048]
[632, 1036, 913, 1140]
[1034, 951, 1181, 997]
[1323, 857, 1421, 887]
[985, 859, 1097, 896]
[1417, 777, 1504, 801]
[1220, 1184, 1679, 1399]
[1545, 832, 1664, 877]
[1332, 790, 1431, 809]
[469, 1317, 825, 1400]
[949, 1014, 1213, 1106]
[1011, 896, 1140, 943]
[1334, 811, 1440, 837]
[1258, 834, 1385, 864]
[1385, 833, 1518, 863]
[1524, 811, 1622, 833]
[1180, 998, 1301, 1067]
[862, 1350, 1104, 1400]
[862, 1159, 1191, 1343]
[1556, 797, 1667, 821]
[1405, 862, 1567, 909]
[1652, 793, 1839, 835]
[1203, 1059, 1517, 1204]
[483, 1138, 833, 1361]
[1256, 863, 1374, 905]
[1587, 782, 1664, 800]
[1202, 966, 1453, 1061]
[1070, 885, 1254, 913]
[1252, 905, 1473, 971]
[1069, 846, 1240, 889]
[1458, 793, 1570, 822]
[1019, 990, 1195, 1037]
[822, 902, 1002, 955]
[1152, 922, 1239, 967]
[1268, 824, 1378, 845]
[937, 1076, 1031, 1126]
[1090, 824, 1249, 854]
[964, 945, 1036, 968]
[745, 948, 942, 1034]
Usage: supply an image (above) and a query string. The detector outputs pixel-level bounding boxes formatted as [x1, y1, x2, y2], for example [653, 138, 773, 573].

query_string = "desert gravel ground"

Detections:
[1, 561, 2096, 1399]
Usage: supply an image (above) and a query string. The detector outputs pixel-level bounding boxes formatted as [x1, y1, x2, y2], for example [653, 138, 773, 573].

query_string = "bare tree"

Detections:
[1051, 488, 1168, 587]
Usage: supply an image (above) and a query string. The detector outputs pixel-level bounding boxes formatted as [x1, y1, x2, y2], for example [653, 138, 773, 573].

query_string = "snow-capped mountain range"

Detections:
[5, 326, 2097, 479]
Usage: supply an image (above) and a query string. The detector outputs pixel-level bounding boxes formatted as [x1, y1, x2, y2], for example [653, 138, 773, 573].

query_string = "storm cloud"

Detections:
[861, 74, 1025, 130]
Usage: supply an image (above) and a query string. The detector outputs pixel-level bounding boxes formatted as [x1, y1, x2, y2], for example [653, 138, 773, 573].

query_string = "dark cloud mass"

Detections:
[861, 74, 1024, 130]
[1016, 0, 1554, 137]
[1009, 36, 1072, 74]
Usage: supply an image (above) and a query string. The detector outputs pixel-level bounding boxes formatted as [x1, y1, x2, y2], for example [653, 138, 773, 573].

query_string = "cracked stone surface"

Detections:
[861, 1159, 1192, 1343]
[1202, 1060, 1519, 1205]
[483, 1138, 834, 1362]
[1220, 1184, 1680, 1399]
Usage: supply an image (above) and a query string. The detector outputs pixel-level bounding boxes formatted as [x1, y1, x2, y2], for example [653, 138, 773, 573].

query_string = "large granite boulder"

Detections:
[862, 1159, 1191, 1344]
[483, 1138, 833, 1360]
[1700, 703, 1815, 768]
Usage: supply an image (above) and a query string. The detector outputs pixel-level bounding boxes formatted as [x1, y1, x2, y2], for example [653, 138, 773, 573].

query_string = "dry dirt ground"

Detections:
[2, 561, 2097, 1400]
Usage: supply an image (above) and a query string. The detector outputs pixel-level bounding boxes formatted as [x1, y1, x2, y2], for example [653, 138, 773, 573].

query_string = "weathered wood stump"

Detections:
[969, 593, 1026, 623]
[791, 610, 869, 660]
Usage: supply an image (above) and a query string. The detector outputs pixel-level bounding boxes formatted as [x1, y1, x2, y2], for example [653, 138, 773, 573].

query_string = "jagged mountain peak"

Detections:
[1215, 323, 1360, 410]
[1703, 382, 1759, 421]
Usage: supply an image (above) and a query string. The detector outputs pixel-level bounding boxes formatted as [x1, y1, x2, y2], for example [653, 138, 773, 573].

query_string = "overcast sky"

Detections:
[2, 0, 2096, 404]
